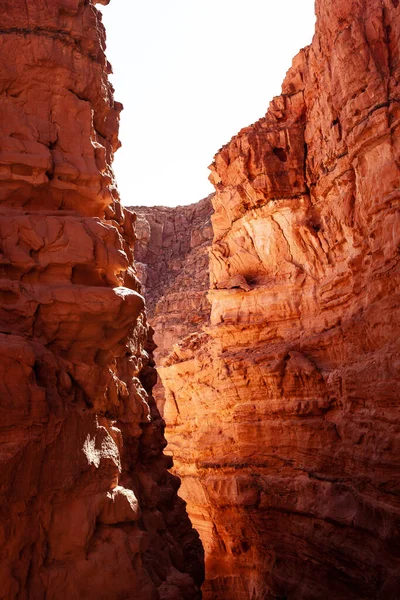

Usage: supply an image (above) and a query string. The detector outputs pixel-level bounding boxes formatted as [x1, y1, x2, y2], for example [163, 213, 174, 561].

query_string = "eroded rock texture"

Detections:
[0, 1, 203, 598]
[131, 198, 213, 413]
[160, 0, 400, 598]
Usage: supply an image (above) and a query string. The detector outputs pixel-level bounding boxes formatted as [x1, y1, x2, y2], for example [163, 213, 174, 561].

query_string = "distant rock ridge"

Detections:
[130, 196, 213, 413]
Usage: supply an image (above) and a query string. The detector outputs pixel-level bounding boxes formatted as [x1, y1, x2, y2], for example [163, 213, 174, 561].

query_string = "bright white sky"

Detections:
[99, 1, 316, 207]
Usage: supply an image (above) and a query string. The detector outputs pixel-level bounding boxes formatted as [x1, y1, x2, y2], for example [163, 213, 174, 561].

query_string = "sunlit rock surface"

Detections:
[131, 197, 213, 413]
[160, 0, 400, 598]
[0, 1, 203, 598]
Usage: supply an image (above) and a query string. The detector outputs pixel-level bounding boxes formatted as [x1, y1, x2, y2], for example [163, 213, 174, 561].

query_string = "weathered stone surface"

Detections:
[131, 197, 213, 413]
[160, 0, 400, 598]
[0, 1, 203, 598]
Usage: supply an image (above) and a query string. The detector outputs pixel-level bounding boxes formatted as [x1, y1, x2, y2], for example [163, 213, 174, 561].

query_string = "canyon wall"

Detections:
[131, 198, 213, 412]
[160, 0, 400, 598]
[0, 1, 203, 598]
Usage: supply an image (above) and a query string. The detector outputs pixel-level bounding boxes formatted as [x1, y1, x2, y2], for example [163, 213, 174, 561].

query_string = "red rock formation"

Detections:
[0, 1, 203, 598]
[160, 0, 400, 598]
[131, 198, 213, 413]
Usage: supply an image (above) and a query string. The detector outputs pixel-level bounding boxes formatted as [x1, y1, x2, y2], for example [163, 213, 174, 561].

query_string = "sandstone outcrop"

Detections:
[160, 0, 400, 598]
[131, 198, 213, 412]
[0, 1, 203, 598]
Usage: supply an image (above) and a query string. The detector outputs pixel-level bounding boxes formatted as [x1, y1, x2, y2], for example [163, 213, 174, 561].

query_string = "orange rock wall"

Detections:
[160, 0, 400, 598]
[0, 1, 203, 598]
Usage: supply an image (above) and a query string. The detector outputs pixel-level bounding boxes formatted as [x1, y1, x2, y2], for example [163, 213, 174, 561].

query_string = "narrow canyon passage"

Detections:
[133, 0, 400, 598]
[0, 0, 399, 599]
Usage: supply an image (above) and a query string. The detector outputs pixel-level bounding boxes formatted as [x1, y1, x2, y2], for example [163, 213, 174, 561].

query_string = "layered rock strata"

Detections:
[131, 198, 213, 412]
[160, 0, 400, 598]
[0, 1, 203, 598]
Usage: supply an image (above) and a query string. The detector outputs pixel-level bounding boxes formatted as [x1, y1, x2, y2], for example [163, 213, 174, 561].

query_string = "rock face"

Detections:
[0, 1, 203, 598]
[160, 0, 400, 598]
[131, 198, 213, 412]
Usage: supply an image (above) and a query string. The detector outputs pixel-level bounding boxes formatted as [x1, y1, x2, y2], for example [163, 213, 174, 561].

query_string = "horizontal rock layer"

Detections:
[0, 1, 203, 599]
[160, 0, 400, 598]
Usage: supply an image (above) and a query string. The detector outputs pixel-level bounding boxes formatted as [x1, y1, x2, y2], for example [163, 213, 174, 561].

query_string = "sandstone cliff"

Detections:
[0, 1, 203, 598]
[159, 0, 400, 598]
[131, 198, 213, 412]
